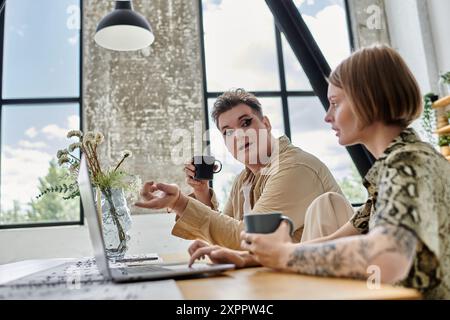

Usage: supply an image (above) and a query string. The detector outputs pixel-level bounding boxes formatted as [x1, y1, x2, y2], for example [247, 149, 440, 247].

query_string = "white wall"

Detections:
[384, 0, 435, 93]
[385, 0, 450, 94]
[0, 214, 191, 265]
[426, 0, 450, 73]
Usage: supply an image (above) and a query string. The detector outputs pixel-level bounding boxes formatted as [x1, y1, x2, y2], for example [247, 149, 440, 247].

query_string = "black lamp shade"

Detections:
[94, 1, 154, 51]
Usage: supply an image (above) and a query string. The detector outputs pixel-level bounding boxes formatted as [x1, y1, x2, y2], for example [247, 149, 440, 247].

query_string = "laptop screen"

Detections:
[77, 155, 111, 279]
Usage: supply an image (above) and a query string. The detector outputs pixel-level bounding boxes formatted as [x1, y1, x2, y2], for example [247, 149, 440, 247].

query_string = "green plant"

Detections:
[338, 165, 367, 204]
[28, 160, 79, 222]
[439, 135, 450, 147]
[441, 72, 450, 85]
[36, 130, 140, 200]
[422, 93, 438, 145]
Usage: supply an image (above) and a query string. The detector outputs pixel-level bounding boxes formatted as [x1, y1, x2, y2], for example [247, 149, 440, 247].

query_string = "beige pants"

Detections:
[301, 192, 355, 242]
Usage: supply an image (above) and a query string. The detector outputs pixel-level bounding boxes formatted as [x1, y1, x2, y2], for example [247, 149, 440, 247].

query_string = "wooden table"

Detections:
[0, 254, 421, 300]
[164, 253, 421, 300]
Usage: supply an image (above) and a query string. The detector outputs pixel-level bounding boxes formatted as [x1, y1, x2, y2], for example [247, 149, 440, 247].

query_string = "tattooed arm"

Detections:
[241, 223, 418, 284]
[301, 221, 361, 245]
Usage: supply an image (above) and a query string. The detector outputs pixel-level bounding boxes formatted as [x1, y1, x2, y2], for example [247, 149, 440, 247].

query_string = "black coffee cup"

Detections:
[193, 155, 222, 181]
[244, 213, 294, 237]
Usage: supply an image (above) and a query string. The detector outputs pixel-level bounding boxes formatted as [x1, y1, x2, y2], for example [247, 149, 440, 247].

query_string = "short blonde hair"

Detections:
[329, 45, 422, 128]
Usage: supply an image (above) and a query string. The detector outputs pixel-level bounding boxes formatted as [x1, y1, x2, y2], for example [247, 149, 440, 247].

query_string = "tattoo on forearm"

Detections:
[286, 224, 417, 279]
[380, 224, 417, 258]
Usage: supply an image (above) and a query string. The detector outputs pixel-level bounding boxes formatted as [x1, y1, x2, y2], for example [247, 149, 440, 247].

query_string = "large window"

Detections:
[200, 0, 367, 209]
[0, 0, 82, 228]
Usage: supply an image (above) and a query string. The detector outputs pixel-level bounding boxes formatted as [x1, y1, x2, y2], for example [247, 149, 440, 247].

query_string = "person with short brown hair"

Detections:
[189, 45, 450, 299]
[329, 44, 422, 128]
[136, 88, 345, 250]
[211, 88, 264, 123]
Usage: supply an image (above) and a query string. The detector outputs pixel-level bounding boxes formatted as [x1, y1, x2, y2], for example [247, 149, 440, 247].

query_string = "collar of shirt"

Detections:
[363, 127, 421, 197]
[243, 135, 292, 182]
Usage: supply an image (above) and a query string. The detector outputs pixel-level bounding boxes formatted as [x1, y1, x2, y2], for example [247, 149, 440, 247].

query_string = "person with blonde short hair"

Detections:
[189, 45, 450, 299]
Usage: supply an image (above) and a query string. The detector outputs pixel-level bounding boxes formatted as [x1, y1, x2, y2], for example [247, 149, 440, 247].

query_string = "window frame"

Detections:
[0, 0, 84, 229]
[198, 0, 371, 205]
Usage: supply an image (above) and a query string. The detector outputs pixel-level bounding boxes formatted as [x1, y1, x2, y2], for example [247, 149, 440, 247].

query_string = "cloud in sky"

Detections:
[18, 140, 48, 149]
[41, 124, 68, 140]
[294, 0, 345, 17]
[288, 96, 328, 131]
[1, 146, 53, 212]
[67, 35, 78, 46]
[2, 114, 81, 212]
[291, 130, 353, 180]
[203, 0, 280, 91]
[203, 0, 223, 10]
[41, 114, 79, 140]
[283, 3, 351, 90]
[67, 115, 79, 130]
[260, 98, 285, 138]
[302, 4, 351, 69]
[25, 127, 38, 139]
[203, 0, 350, 92]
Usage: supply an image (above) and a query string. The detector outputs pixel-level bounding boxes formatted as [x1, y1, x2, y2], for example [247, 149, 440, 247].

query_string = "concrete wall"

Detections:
[0, 0, 203, 264]
[84, 0, 204, 204]
[347, 0, 390, 48]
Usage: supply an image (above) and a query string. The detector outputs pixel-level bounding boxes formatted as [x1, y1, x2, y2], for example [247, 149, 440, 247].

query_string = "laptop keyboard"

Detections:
[113, 263, 220, 278]
[118, 265, 172, 275]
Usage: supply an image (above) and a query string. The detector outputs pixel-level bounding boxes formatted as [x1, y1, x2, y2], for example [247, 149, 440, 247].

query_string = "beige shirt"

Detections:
[172, 136, 342, 250]
[350, 128, 450, 299]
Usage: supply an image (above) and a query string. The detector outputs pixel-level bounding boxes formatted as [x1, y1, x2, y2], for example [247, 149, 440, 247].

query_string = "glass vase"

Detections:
[94, 187, 132, 261]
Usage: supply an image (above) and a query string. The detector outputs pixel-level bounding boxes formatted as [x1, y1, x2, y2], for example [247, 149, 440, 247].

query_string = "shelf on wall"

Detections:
[432, 95, 450, 109]
[436, 124, 450, 135]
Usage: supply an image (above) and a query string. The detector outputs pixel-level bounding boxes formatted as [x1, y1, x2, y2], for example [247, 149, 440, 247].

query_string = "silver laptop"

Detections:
[77, 155, 234, 283]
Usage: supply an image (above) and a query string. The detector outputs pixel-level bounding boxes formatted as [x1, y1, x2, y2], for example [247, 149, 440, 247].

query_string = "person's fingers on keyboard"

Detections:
[188, 240, 209, 256]
[210, 249, 246, 268]
[188, 246, 216, 267]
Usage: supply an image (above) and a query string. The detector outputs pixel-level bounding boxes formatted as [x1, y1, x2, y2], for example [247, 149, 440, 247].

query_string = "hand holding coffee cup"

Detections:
[184, 160, 208, 194]
[184, 156, 222, 194]
[192, 155, 222, 180]
[244, 213, 295, 240]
